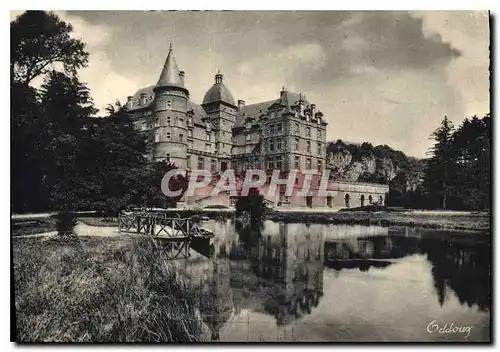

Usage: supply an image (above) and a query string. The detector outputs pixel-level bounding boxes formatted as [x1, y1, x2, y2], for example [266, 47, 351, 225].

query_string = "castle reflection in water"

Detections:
[176, 220, 490, 341]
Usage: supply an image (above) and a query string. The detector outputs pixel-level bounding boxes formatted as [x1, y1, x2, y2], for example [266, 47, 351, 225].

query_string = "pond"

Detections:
[176, 220, 491, 342]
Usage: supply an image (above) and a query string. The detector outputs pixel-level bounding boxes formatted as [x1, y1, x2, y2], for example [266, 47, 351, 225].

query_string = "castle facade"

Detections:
[125, 44, 388, 208]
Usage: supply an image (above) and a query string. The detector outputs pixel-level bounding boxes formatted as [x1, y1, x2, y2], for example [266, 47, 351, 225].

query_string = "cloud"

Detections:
[36, 11, 489, 157]
[413, 11, 490, 120]
[52, 11, 139, 114]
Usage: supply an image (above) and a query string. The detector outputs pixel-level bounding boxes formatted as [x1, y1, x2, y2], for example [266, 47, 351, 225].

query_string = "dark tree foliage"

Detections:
[11, 11, 88, 85]
[235, 187, 268, 226]
[448, 114, 491, 210]
[139, 161, 189, 210]
[422, 114, 490, 210]
[423, 116, 455, 209]
[11, 82, 51, 212]
[37, 71, 98, 211]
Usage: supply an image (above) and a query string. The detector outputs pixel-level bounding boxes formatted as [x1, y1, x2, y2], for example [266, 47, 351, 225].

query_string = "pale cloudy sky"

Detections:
[11, 11, 490, 157]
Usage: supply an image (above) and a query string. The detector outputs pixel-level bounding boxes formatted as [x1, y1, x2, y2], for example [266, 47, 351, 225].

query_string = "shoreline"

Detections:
[12, 209, 490, 235]
[264, 211, 490, 232]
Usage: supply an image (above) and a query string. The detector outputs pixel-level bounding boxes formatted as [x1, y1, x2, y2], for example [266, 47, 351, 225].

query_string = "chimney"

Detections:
[280, 86, 286, 98]
[139, 93, 147, 106]
[179, 70, 185, 86]
[237, 100, 245, 111]
[298, 94, 305, 116]
[126, 96, 133, 109]
[311, 103, 316, 118]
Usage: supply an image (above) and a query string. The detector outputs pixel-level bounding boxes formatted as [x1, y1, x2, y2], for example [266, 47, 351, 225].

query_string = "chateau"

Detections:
[125, 44, 388, 208]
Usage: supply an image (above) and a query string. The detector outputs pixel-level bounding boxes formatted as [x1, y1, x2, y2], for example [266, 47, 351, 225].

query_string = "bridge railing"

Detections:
[118, 212, 213, 239]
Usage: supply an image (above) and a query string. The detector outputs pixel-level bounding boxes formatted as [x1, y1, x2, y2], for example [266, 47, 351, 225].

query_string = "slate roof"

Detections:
[126, 85, 207, 125]
[156, 44, 184, 89]
[203, 82, 236, 107]
[234, 91, 309, 128]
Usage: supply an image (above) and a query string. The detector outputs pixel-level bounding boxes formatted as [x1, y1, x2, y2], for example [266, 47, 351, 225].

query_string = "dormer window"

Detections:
[270, 111, 276, 119]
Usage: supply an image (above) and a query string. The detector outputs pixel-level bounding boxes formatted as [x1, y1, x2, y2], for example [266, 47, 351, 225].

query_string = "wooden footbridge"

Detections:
[118, 211, 214, 259]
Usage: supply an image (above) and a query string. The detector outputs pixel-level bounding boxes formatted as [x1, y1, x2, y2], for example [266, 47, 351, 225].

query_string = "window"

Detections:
[177, 116, 184, 127]
[188, 140, 193, 149]
[277, 123, 282, 134]
[206, 133, 211, 142]
[277, 138, 282, 150]
[294, 156, 300, 169]
[317, 143, 321, 155]
[269, 139, 275, 151]
[269, 124, 275, 135]
[306, 127, 311, 137]
[166, 100, 172, 110]
[276, 156, 283, 170]
[179, 134, 184, 143]
[167, 116, 171, 126]
[294, 123, 300, 135]
[155, 118, 159, 127]
[246, 133, 251, 141]
[166, 132, 171, 141]
[187, 155, 191, 168]
[306, 141, 311, 153]
[211, 159, 217, 172]
[306, 158, 312, 169]
[270, 111, 276, 119]
[205, 143, 211, 152]
[155, 133, 159, 143]
[188, 129, 193, 137]
[198, 157, 204, 169]
[223, 131, 226, 138]
[294, 138, 299, 151]
[141, 121, 147, 131]
[268, 157, 274, 170]
[165, 153, 170, 162]
[188, 116, 193, 126]
[318, 130, 322, 140]
[255, 158, 260, 169]
[318, 161, 322, 171]
[206, 122, 211, 131]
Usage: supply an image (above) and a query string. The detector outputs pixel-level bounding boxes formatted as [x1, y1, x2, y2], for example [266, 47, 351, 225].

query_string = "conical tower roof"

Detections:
[156, 43, 184, 89]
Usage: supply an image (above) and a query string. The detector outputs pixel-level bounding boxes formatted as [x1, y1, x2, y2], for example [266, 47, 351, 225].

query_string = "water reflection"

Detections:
[186, 220, 490, 341]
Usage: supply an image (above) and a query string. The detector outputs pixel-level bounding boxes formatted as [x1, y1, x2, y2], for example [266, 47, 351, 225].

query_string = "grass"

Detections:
[12, 217, 57, 236]
[266, 211, 490, 231]
[13, 236, 205, 342]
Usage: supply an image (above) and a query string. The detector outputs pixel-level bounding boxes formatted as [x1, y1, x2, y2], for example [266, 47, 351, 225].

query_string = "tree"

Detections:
[423, 116, 455, 209]
[139, 161, 188, 210]
[38, 71, 98, 211]
[448, 114, 491, 210]
[235, 188, 268, 226]
[11, 11, 88, 85]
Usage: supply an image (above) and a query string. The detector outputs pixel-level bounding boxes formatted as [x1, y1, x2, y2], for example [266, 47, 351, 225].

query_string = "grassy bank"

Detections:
[76, 209, 490, 232]
[13, 236, 204, 342]
[265, 211, 490, 231]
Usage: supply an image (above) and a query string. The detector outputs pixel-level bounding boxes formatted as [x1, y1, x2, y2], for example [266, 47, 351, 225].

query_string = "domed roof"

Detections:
[202, 71, 236, 107]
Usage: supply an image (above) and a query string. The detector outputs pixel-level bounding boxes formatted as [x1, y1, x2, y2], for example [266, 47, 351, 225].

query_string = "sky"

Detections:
[11, 11, 490, 158]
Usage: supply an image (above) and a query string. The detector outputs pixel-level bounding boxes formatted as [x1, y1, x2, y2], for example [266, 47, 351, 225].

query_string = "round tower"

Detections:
[152, 43, 189, 167]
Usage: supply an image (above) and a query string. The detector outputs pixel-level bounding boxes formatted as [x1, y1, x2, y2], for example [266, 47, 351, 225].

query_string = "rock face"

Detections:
[326, 140, 424, 190]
